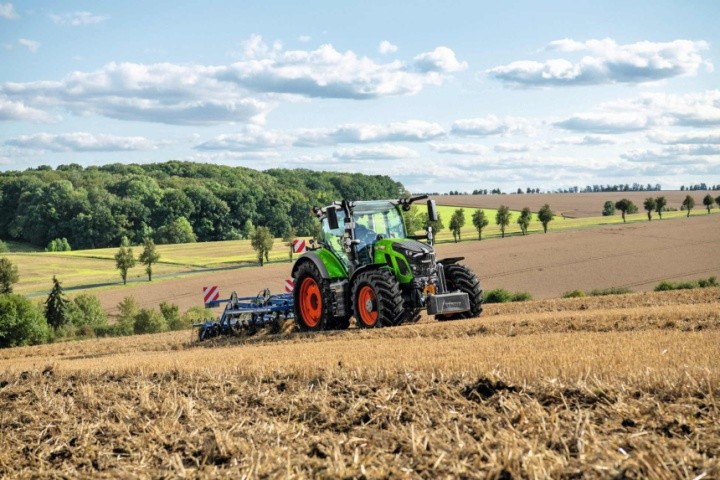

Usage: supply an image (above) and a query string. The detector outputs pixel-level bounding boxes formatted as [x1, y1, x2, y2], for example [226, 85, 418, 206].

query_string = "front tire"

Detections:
[294, 262, 333, 331]
[352, 269, 404, 328]
[436, 264, 483, 321]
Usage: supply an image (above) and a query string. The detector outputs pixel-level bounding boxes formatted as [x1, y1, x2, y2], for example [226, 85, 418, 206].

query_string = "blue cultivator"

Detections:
[194, 289, 294, 341]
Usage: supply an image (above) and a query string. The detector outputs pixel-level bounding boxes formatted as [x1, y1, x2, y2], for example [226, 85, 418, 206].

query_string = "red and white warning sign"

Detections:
[203, 286, 220, 304]
[292, 239, 306, 254]
[284, 279, 294, 293]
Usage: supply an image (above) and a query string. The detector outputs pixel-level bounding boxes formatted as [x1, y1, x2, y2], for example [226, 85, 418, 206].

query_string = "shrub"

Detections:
[588, 287, 633, 296]
[181, 306, 214, 326]
[484, 289, 532, 304]
[66, 294, 108, 329]
[160, 301, 190, 331]
[562, 290, 587, 298]
[133, 308, 167, 334]
[94, 324, 130, 338]
[484, 288, 513, 304]
[0, 294, 50, 348]
[115, 297, 138, 336]
[47, 238, 72, 252]
[511, 291, 533, 302]
[655, 276, 718, 292]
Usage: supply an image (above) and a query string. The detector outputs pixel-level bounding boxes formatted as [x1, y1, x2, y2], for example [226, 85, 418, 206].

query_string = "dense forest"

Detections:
[0, 162, 403, 249]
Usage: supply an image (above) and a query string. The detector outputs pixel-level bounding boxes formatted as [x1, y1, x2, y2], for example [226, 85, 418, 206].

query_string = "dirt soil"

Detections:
[437, 190, 717, 218]
[94, 214, 720, 316]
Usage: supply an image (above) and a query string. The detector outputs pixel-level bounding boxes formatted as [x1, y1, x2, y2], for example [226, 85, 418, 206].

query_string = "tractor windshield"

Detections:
[351, 201, 407, 240]
[319, 201, 406, 265]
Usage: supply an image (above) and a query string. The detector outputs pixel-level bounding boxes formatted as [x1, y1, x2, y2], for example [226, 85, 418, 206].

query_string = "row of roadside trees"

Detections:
[605, 193, 720, 222]
[447, 204, 556, 242]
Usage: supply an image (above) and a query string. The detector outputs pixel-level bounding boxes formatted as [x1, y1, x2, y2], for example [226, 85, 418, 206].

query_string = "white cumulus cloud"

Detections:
[50, 11, 108, 26]
[5, 132, 159, 152]
[555, 112, 650, 133]
[379, 40, 398, 54]
[18, 39, 40, 53]
[0, 95, 56, 122]
[333, 145, 418, 160]
[295, 120, 445, 146]
[413, 46, 468, 73]
[195, 126, 293, 151]
[220, 36, 466, 99]
[648, 130, 720, 145]
[428, 143, 490, 155]
[0, 2, 17, 19]
[556, 90, 720, 134]
[451, 115, 532, 137]
[488, 38, 711, 87]
[1, 61, 271, 125]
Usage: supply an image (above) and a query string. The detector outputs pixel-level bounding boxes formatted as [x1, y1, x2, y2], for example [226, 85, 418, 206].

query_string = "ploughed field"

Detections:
[92, 213, 720, 316]
[1, 288, 718, 478]
[439, 190, 717, 218]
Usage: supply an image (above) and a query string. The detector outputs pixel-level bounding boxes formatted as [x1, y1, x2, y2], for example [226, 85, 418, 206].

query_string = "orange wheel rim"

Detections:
[358, 285, 378, 326]
[299, 277, 322, 327]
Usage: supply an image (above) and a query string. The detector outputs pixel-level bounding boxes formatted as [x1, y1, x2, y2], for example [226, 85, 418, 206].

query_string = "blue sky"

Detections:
[1, 0, 719, 192]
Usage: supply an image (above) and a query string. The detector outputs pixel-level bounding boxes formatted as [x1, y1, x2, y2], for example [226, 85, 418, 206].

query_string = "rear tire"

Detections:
[352, 269, 404, 328]
[436, 264, 483, 321]
[294, 261, 333, 331]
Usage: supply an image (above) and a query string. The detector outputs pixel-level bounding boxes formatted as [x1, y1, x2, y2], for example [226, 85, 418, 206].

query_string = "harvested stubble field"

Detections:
[1, 289, 718, 478]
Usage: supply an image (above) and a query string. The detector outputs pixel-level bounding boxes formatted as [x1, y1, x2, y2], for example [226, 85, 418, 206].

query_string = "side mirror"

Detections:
[427, 199, 438, 222]
[327, 207, 339, 230]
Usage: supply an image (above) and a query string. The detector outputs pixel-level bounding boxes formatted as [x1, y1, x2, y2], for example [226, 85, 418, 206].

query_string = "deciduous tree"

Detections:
[114, 236, 136, 285]
[283, 227, 298, 261]
[0, 294, 50, 348]
[614, 199, 636, 223]
[602, 201, 615, 216]
[251, 227, 274, 266]
[682, 195, 695, 217]
[655, 196, 667, 219]
[702, 194, 715, 213]
[0, 257, 19, 294]
[471, 209, 489, 240]
[139, 238, 160, 281]
[537, 204, 554, 233]
[517, 207, 532, 235]
[643, 197, 656, 221]
[449, 208, 465, 243]
[496, 205, 511, 238]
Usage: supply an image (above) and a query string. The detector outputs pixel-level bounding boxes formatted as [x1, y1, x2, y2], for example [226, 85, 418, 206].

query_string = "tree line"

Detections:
[603, 194, 720, 221]
[0, 161, 402, 249]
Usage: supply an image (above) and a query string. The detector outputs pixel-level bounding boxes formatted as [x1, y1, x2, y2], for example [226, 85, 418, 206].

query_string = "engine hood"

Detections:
[391, 238, 434, 255]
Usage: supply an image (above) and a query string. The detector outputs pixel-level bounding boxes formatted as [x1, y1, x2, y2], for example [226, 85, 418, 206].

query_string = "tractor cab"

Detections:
[319, 200, 408, 267]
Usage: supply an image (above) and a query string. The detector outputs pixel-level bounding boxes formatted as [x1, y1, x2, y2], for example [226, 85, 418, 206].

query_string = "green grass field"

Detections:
[7, 239, 302, 295]
[434, 204, 709, 242]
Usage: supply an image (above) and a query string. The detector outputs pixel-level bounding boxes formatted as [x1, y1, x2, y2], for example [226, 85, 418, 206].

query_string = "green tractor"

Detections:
[291, 196, 483, 330]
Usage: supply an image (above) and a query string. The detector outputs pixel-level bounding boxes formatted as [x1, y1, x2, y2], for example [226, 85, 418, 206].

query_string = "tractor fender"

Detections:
[348, 264, 387, 288]
[292, 252, 331, 279]
[438, 257, 465, 265]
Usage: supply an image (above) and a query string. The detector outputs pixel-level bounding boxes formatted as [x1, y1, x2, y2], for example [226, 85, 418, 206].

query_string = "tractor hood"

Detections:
[390, 238, 434, 256]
